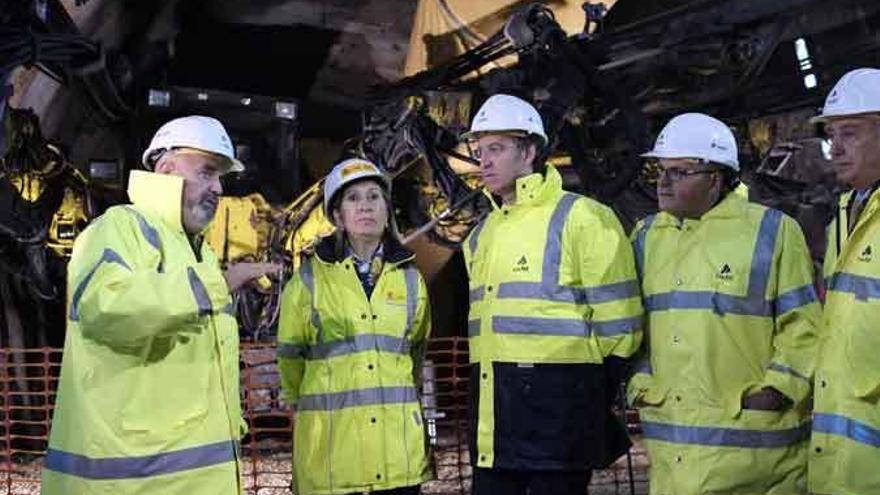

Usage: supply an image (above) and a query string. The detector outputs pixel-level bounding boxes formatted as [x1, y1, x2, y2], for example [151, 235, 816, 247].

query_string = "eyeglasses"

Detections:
[642, 161, 719, 183]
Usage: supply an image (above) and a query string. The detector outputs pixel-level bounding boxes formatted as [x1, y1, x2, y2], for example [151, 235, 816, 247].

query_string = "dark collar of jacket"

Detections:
[313, 233, 415, 265]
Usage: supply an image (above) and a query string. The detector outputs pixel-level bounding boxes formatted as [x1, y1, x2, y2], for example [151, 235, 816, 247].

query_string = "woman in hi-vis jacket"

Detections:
[277, 158, 431, 495]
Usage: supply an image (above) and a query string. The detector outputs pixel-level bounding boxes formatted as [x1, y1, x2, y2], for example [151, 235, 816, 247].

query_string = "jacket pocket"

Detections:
[121, 361, 210, 432]
[631, 374, 668, 407]
[736, 383, 798, 429]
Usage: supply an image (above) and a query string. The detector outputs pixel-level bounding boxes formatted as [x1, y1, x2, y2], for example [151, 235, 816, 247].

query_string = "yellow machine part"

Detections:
[205, 188, 334, 269]
[7, 173, 48, 203]
[284, 204, 335, 271]
[48, 187, 90, 258]
[207, 194, 271, 264]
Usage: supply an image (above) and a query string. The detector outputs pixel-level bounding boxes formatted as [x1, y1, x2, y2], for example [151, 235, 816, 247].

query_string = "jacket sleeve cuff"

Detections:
[189, 262, 231, 311]
[627, 372, 665, 407]
[239, 417, 249, 438]
[851, 374, 880, 400]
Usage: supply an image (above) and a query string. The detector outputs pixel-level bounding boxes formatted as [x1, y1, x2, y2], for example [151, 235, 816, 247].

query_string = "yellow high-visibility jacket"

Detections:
[277, 235, 431, 495]
[628, 192, 821, 495]
[810, 187, 880, 495]
[463, 165, 644, 470]
[42, 171, 243, 495]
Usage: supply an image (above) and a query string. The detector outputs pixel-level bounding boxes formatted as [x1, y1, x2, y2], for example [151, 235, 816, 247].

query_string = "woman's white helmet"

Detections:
[142, 115, 245, 173]
[323, 158, 388, 215]
[461, 94, 548, 145]
[642, 113, 739, 171]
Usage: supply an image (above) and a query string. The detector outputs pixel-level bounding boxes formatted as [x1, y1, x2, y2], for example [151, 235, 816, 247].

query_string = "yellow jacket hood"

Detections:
[127, 170, 185, 234]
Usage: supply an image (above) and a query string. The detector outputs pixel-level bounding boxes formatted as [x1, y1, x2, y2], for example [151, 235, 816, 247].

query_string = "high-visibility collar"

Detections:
[127, 170, 185, 234]
[653, 190, 747, 230]
[487, 165, 563, 210]
[847, 180, 880, 224]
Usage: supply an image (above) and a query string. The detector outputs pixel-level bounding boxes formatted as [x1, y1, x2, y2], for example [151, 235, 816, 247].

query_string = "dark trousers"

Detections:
[472, 468, 592, 495]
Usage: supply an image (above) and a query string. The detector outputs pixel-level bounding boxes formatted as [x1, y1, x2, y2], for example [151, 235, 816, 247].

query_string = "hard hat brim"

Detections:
[141, 148, 245, 174]
[640, 150, 688, 160]
[460, 129, 548, 146]
[323, 172, 388, 216]
[640, 150, 739, 170]
[809, 110, 880, 125]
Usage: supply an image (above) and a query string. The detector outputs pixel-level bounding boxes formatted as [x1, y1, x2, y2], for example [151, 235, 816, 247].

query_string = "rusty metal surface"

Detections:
[0, 340, 648, 494]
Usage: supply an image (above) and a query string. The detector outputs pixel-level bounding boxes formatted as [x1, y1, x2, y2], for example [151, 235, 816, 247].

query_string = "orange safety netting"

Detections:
[0, 340, 647, 494]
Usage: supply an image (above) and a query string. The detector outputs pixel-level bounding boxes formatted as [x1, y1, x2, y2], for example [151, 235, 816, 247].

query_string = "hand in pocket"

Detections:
[741, 387, 791, 411]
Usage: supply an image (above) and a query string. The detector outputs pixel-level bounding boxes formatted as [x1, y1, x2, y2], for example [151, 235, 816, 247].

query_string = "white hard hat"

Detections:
[323, 158, 388, 215]
[811, 68, 880, 124]
[642, 113, 739, 171]
[141, 115, 245, 173]
[461, 94, 548, 145]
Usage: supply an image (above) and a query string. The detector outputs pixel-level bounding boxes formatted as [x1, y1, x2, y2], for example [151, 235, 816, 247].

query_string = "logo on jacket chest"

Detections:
[859, 245, 873, 262]
[513, 255, 530, 273]
[716, 263, 734, 281]
[384, 289, 407, 305]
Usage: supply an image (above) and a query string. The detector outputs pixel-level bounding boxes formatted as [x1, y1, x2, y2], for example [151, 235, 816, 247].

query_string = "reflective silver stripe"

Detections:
[124, 206, 163, 272]
[299, 258, 315, 292]
[590, 316, 641, 337]
[496, 280, 638, 304]
[279, 335, 413, 360]
[542, 193, 579, 287]
[585, 280, 640, 304]
[827, 273, 880, 301]
[493, 316, 587, 337]
[768, 362, 809, 382]
[813, 413, 880, 448]
[470, 194, 640, 339]
[69, 248, 131, 321]
[469, 195, 577, 304]
[645, 209, 784, 317]
[44, 440, 238, 479]
[642, 421, 810, 448]
[634, 214, 656, 280]
[277, 342, 309, 359]
[645, 291, 771, 316]
[774, 284, 818, 315]
[222, 302, 235, 316]
[308, 334, 411, 360]
[476, 194, 636, 306]
[297, 386, 418, 411]
[634, 356, 652, 374]
[469, 286, 485, 303]
[747, 209, 782, 298]
[468, 219, 487, 257]
[403, 266, 419, 339]
[186, 267, 213, 317]
[496, 281, 582, 303]
[299, 259, 324, 343]
[468, 319, 481, 337]
[633, 214, 657, 375]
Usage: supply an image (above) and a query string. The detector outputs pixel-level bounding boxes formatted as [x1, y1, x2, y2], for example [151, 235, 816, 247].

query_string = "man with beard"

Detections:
[41, 116, 278, 495]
